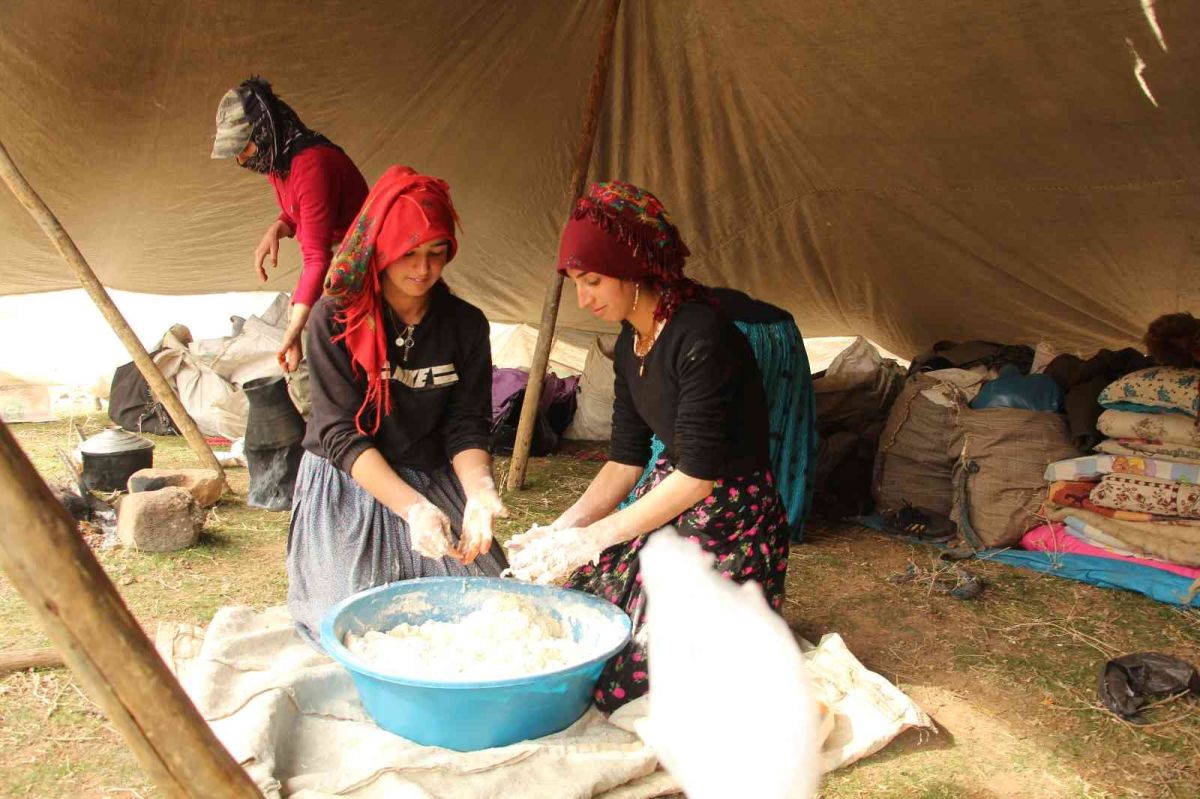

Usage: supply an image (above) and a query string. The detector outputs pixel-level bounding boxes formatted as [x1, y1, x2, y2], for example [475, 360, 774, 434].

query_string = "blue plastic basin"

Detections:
[320, 576, 631, 751]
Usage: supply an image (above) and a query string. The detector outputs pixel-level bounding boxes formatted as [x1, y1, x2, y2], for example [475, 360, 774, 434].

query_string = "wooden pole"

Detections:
[0, 648, 64, 675]
[0, 419, 259, 798]
[506, 0, 622, 491]
[0, 139, 226, 487]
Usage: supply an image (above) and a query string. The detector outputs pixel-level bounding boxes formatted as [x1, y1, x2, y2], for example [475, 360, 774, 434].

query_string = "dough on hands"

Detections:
[408, 502, 453, 559]
[506, 526, 603, 585]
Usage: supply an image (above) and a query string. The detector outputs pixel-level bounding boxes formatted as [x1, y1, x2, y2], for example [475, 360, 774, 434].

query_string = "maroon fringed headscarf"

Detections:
[324, 166, 459, 434]
[556, 181, 707, 322]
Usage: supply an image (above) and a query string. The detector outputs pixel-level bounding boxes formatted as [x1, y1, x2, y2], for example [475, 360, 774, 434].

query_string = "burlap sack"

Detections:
[952, 408, 1081, 548]
[872, 376, 960, 516]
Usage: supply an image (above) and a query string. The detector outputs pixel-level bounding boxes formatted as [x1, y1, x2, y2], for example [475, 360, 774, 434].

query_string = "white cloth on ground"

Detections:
[157, 605, 929, 798]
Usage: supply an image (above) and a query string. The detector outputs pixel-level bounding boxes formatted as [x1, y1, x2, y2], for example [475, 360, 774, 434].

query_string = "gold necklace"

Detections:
[633, 319, 665, 377]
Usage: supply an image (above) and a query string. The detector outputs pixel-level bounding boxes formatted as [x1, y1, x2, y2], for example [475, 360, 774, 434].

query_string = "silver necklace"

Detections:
[386, 305, 417, 364]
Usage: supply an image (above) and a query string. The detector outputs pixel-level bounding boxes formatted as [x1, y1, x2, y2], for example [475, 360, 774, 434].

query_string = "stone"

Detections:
[117, 487, 204, 552]
[127, 468, 223, 508]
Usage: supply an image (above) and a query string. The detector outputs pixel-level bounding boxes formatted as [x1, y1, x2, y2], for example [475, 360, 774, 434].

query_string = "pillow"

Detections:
[1098, 367, 1200, 416]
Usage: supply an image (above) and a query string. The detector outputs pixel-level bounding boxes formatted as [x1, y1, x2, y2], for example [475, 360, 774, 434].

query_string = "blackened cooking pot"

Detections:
[79, 427, 154, 492]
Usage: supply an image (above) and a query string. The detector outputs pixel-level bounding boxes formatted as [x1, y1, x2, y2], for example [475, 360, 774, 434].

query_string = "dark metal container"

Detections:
[79, 427, 155, 492]
[242, 376, 306, 511]
[243, 376, 306, 450]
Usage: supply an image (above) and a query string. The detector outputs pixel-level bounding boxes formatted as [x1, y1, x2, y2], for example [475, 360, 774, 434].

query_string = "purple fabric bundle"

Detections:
[491, 368, 579, 423]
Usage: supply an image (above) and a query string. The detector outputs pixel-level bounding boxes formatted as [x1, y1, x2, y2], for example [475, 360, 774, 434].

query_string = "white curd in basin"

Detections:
[344, 594, 587, 681]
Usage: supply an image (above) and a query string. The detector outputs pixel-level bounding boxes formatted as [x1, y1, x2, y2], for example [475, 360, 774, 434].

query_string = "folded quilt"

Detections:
[1042, 507, 1200, 567]
[1021, 523, 1200, 580]
[1044, 454, 1200, 484]
[1094, 438, 1200, 465]
[1096, 409, 1200, 448]
[1089, 473, 1200, 519]
[1045, 480, 1169, 523]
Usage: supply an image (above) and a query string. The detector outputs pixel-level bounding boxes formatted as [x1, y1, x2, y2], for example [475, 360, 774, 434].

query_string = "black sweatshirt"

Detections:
[302, 284, 492, 474]
[609, 300, 772, 481]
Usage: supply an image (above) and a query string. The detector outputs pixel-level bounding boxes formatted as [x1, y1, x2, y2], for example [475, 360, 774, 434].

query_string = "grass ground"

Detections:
[1, 416, 1198, 798]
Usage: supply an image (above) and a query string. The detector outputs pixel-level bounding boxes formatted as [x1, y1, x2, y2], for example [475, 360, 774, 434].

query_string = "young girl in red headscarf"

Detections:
[507, 181, 790, 712]
[287, 166, 508, 646]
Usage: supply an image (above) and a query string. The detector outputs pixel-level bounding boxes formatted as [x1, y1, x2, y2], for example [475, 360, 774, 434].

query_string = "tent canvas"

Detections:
[1, 0, 1197, 360]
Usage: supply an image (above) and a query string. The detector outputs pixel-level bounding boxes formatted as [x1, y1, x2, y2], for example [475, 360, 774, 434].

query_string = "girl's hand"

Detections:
[406, 501, 455, 560]
[459, 489, 507, 564]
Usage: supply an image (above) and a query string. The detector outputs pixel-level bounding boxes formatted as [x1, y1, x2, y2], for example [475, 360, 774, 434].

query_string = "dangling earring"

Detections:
[632, 282, 640, 313]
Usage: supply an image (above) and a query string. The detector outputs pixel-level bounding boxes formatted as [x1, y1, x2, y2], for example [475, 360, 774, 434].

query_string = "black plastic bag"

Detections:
[108, 356, 178, 435]
[490, 387, 562, 457]
[1098, 652, 1200, 723]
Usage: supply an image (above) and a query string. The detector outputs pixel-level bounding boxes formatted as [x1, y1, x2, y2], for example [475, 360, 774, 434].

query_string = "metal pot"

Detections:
[243, 376, 306, 450]
[79, 427, 154, 492]
[242, 376, 306, 511]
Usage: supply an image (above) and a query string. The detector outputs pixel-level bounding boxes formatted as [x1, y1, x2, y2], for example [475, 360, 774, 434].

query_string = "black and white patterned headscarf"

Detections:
[237, 77, 337, 176]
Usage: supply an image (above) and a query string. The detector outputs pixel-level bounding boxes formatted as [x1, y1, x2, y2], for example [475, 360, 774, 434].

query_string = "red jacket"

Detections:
[269, 145, 369, 307]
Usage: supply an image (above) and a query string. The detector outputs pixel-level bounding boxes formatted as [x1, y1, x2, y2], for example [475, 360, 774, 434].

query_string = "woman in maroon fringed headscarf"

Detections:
[507, 181, 791, 713]
[286, 166, 508, 647]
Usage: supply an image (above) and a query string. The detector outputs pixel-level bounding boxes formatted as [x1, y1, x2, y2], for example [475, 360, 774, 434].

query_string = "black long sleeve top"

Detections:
[608, 300, 772, 481]
[301, 284, 492, 474]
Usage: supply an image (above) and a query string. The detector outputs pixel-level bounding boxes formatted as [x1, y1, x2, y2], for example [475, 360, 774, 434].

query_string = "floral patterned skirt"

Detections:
[563, 459, 791, 713]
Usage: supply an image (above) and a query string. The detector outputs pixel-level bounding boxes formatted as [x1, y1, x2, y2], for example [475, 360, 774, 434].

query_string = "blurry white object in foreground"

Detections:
[637, 528, 823, 799]
[214, 438, 246, 468]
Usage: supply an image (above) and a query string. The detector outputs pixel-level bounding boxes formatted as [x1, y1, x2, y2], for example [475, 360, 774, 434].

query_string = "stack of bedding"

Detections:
[1027, 368, 1200, 599]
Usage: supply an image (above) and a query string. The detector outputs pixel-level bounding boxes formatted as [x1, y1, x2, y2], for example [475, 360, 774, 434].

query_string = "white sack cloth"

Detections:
[564, 334, 618, 442]
[158, 606, 676, 799]
[154, 329, 240, 438]
[158, 604, 929, 798]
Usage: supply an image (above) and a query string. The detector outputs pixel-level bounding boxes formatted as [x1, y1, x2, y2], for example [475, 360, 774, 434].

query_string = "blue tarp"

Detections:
[979, 549, 1200, 609]
[851, 513, 1200, 608]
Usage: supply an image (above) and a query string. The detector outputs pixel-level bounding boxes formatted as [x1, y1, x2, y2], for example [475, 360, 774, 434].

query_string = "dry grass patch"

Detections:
[2, 419, 1199, 797]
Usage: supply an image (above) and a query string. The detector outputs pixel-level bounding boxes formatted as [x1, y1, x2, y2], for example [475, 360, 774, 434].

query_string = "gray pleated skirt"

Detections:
[286, 450, 509, 646]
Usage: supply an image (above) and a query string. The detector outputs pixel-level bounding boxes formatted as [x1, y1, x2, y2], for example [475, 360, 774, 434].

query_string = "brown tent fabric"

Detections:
[2, 1, 1198, 357]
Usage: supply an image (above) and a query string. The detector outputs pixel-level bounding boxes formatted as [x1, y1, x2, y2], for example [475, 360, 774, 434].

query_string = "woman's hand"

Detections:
[505, 522, 559, 553]
[275, 303, 310, 373]
[406, 500, 455, 560]
[506, 523, 613, 585]
[254, 220, 294, 282]
[276, 331, 303, 373]
[459, 489, 507, 564]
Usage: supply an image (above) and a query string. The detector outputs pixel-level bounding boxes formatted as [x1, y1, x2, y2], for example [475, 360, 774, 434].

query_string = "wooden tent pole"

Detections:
[0, 139, 225, 487]
[0, 648, 64, 675]
[0, 419, 259, 797]
[507, 0, 622, 491]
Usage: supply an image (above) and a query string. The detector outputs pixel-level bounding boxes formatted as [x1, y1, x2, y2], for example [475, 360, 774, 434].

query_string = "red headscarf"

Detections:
[324, 166, 460, 434]
[555, 180, 704, 321]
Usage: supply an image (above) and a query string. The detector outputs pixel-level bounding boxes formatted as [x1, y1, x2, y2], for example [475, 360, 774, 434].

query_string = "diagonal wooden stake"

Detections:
[0, 418, 259, 797]
[0, 139, 225, 487]
[507, 0, 623, 490]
